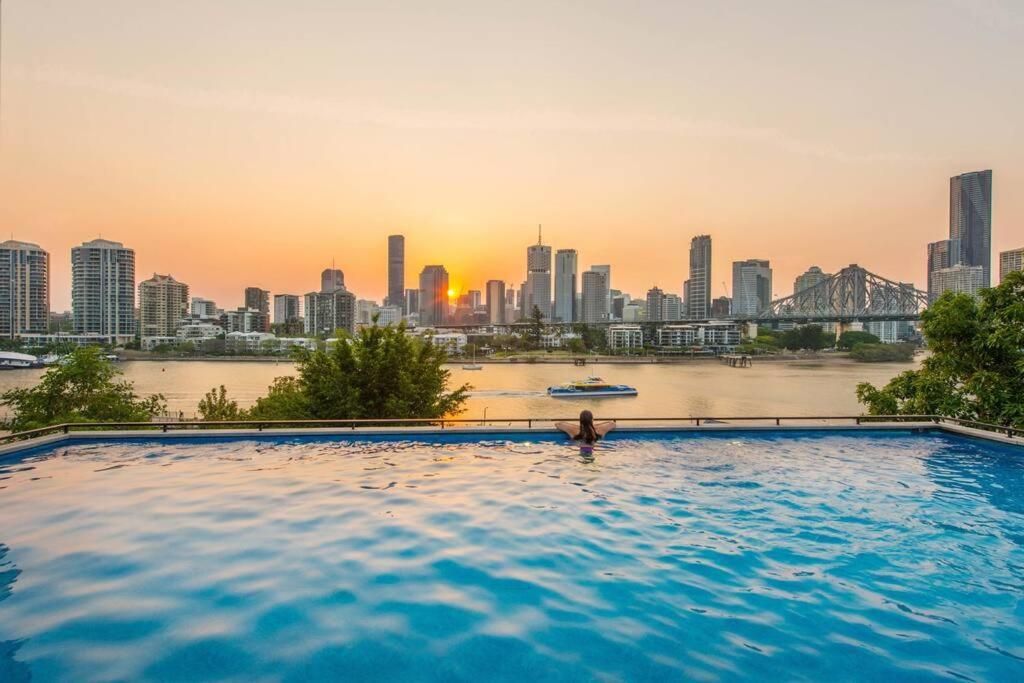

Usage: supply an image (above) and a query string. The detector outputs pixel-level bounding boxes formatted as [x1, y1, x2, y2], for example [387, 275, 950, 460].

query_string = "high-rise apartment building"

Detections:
[191, 297, 218, 319]
[663, 293, 683, 321]
[273, 294, 301, 325]
[949, 170, 992, 287]
[139, 274, 189, 338]
[418, 265, 450, 326]
[243, 287, 270, 332]
[930, 264, 985, 300]
[581, 270, 609, 324]
[486, 280, 506, 324]
[387, 235, 405, 308]
[793, 266, 831, 294]
[686, 235, 712, 319]
[711, 296, 731, 318]
[591, 265, 611, 318]
[926, 240, 961, 300]
[71, 238, 136, 341]
[645, 287, 665, 322]
[525, 229, 552, 319]
[303, 290, 355, 336]
[0, 240, 49, 338]
[553, 249, 577, 322]
[999, 247, 1023, 283]
[731, 259, 772, 316]
[321, 268, 345, 293]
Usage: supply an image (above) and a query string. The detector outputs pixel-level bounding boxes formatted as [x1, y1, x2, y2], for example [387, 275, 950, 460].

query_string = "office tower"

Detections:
[138, 274, 189, 338]
[554, 249, 578, 322]
[926, 240, 961, 300]
[243, 287, 270, 332]
[663, 293, 683, 321]
[591, 265, 611, 317]
[611, 294, 627, 321]
[949, 170, 992, 287]
[518, 281, 527, 321]
[731, 259, 772, 316]
[793, 265, 831, 294]
[71, 238, 136, 340]
[321, 268, 345, 293]
[711, 296, 731, 317]
[645, 287, 665, 322]
[387, 235, 405, 308]
[686, 235, 712, 319]
[403, 288, 420, 316]
[998, 247, 1023, 283]
[467, 290, 482, 310]
[581, 269, 609, 323]
[486, 280, 506, 324]
[191, 297, 218, 318]
[0, 240, 49, 338]
[525, 228, 552, 319]
[273, 294, 301, 324]
[356, 299, 380, 325]
[418, 265, 449, 326]
[303, 289, 356, 336]
[930, 264, 985, 300]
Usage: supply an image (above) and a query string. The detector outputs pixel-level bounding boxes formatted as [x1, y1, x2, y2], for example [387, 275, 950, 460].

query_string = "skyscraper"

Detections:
[930, 264, 985, 300]
[403, 288, 420, 317]
[304, 289, 356, 336]
[553, 249, 577, 322]
[591, 265, 611, 318]
[525, 228, 552, 319]
[686, 235, 712, 319]
[244, 287, 270, 332]
[71, 238, 136, 341]
[139, 274, 189, 337]
[645, 287, 665, 322]
[387, 235, 405, 308]
[1000, 247, 1024, 283]
[793, 266, 831, 294]
[419, 265, 449, 326]
[949, 169, 992, 287]
[0, 240, 49, 339]
[274, 294, 301, 324]
[662, 293, 683, 321]
[486, 280, 505, 324]
[321, 268, 345, 293]
[581, 270, 609, 324]
[926, 239, 961, 300]
[731, 259, 772, 316]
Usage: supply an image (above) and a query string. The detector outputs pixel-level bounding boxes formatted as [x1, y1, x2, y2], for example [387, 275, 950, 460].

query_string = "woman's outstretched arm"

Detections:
[554, 421, 578, 438]
[595, 421, 616, 437]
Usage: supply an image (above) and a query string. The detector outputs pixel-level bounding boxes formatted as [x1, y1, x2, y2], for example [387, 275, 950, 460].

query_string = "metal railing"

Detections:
[0, 414, 1016, 448]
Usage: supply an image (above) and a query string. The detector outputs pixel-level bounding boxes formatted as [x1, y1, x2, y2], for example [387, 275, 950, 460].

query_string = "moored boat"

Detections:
[547, 376, 637, 398]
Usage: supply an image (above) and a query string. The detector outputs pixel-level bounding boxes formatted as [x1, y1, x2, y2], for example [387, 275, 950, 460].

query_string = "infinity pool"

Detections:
[1, 430, 1022, 681]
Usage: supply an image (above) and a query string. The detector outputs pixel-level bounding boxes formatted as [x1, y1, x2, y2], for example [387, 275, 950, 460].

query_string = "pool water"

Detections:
[1, 430, 1022, 681]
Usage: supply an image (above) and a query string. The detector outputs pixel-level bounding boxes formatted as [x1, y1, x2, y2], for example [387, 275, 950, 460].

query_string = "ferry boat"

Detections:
[547, 376, 638, 398]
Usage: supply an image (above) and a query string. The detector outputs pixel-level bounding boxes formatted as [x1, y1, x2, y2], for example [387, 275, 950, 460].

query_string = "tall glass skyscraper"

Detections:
[686, 235, 712, 319]
[949, 170, 992, 287]
[731, 259, 772, 316]
[525, 228, 552, 319]
[418, 265, 449, 326]
[926, 239, 961, 301]
[387, 235, 405, 309]
[553, 249, 577, 322]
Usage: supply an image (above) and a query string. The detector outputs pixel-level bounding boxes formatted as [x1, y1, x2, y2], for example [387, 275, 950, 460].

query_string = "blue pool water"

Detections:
[1, 430, 1022, 681]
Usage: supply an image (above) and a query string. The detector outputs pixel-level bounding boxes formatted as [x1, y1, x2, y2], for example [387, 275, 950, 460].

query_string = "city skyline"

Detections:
[3, 3, 1022, 311]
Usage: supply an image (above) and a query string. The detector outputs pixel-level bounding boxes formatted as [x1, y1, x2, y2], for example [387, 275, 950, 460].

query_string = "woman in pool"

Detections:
[555, 410, 616, 454]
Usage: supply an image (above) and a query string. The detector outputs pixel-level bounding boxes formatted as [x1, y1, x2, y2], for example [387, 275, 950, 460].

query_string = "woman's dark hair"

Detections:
[577, 410, 598, 444]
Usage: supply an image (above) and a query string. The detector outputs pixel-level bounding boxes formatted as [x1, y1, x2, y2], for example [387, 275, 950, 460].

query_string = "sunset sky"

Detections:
[2, 1, 1022, 311]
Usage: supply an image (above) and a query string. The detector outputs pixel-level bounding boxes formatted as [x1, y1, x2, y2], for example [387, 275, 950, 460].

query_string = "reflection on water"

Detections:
[0, 358, 920, 419]
[0, 431, 1022, 680]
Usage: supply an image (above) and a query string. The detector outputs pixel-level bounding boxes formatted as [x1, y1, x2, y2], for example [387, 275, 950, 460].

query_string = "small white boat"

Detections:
[462, 363, 483, 370]
[547, 376, 638, 398]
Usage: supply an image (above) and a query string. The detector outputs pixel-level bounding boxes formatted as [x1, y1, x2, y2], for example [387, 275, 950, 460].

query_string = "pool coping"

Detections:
[2, 420, 1020, 458]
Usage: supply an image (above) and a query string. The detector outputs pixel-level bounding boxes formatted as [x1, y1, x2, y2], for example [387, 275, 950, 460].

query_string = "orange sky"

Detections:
[1, 1, 1022, 311]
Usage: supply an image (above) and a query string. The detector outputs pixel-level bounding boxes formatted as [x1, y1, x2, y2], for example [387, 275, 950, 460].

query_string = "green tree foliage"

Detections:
[837, 330, 881, 350]
[526, 306, 545, 349]
[849, 342, 915, 362]
[208, 323, 470, 421]
[571, 323, 607, 352]
[778, 324, 832, 351]
[857, 271, 1024, 426]
[197, 385, 242, 421]
[0, 347, 165, 431]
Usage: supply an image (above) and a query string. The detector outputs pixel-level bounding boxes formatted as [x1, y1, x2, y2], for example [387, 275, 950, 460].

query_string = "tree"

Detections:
[857, 271, 1024, 426]
[849, 342, 915, 362]
[197, 385, 242, 420]
[778, 324, 831, 351]
[526, 305, 545, 349]
[837, 330, 880, 350]
[209, 322, 470, 421]
[1, 347, 165, 431]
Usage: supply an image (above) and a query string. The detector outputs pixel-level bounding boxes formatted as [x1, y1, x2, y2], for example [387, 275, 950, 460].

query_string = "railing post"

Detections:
[162, 424, 168, 433]
[528, 419, 532, 429]
[258, 423, 263, 432]
[63, 424, 69, 434]
[855, 416, 860, 425]
[775, 418, 780, 426]
[695, 418, 700, 426]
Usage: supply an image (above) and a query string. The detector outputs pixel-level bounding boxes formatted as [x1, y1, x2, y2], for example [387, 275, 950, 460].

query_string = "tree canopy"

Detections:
[1, 348, 166, 431]
[837, 330, 880, 350]
[857, 270, 1024, 426]
[778, 325, 832, 351]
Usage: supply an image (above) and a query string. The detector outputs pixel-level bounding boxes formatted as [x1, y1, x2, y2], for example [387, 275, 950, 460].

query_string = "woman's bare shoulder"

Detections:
[554, 421, 578, 437]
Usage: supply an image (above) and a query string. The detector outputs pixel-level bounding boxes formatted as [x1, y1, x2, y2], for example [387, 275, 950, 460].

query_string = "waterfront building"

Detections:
[223, 308, 270, 334]
[711, 296, 731, 318]
[554, 249, 578, 322]
[304, 289, 356, 336]
[138, 274, 189, 338]
[273, 294, 301, 325]
[418, 265, 449, 326]
[926, 240, 961, 300]
[428, 332, 467, 354]
[486, 280, 506, 324]
[321, 268, 345, 293]
[607, 325, 643, 351]
[929, 264, 985, 300]
[0, 240, 49, 339]
[71, 238, 136, 343]
[686, 235, 712, 319]
[949, 170, 992, 287]
[999, 247, 1023, 283]
[581, 270, 609, 324]
[794, 266, 831, 294]
[387, 235, 405, 308]
[731, 259, 772, 316]
[645, 287, 665, 322]
[243, 287, 270, 332]
[176, 321, 222, 342]
[525, 229, 552, 319]
[191, 297, 219, 319]
[657, 322, 741, 352]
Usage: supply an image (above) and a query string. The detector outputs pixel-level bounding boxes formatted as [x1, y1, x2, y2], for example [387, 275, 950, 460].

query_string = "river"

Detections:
[0, 358, 919, 421]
